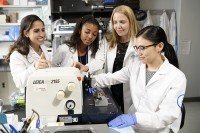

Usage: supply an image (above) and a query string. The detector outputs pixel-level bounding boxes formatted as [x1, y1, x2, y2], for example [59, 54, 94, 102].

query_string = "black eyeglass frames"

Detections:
[133, 43, 157, 51]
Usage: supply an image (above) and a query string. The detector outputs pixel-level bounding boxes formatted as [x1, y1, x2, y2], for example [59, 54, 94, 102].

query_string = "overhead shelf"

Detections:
[0, 23, 20, 26]
[0, 5, 45, 8]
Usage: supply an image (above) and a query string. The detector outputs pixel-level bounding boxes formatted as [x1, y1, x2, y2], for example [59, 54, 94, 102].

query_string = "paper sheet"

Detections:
[109, 126, 135, 133]
[179, 40, 191, 55]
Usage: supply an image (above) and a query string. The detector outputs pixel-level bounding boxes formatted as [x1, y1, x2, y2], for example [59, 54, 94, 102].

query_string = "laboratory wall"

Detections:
[178, 0, 200, 98]
[0, 72, 17, 104]
[141, 0, 200, 98]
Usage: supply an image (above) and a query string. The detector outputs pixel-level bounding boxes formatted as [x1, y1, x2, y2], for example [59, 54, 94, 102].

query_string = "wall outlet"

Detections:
[1, 82, 5, 88]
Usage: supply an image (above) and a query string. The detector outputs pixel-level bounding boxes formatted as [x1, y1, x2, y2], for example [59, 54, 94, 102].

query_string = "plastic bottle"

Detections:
[9, 90, 25, 107]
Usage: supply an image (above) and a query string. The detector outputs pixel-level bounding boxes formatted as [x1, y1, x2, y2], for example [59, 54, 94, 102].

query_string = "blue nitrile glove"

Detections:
[108, 114, 137, 128]
[89, 87, 96, 95]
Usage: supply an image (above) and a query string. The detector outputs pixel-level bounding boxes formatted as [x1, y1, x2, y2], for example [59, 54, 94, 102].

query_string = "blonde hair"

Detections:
[109, 5, 139, 48]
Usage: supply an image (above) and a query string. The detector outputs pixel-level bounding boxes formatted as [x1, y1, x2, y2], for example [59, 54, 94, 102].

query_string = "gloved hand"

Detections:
[88, 87, 96, 95]
[108, 114, 137, 128]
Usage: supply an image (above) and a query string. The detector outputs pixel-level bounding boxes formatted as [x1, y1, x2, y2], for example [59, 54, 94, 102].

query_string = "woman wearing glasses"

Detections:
[94, 25, 186, 132]
[52, 15, 104, 74]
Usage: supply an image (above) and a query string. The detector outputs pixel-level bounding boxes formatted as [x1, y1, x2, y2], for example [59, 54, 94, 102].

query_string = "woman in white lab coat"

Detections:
[6, 15, 51, 93]
[103, 5, 139, 113]
[52, 15, 104, 74]
[94, 26, 186, 132]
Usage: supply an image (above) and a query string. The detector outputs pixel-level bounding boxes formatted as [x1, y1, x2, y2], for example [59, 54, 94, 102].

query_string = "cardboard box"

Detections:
[0, 0, 9, 5]
[0, 14, 8, 23]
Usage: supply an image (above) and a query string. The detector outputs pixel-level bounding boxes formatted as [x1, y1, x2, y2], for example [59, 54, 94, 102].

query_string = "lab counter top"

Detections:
[3, 105, 106, 131]
[42, 124, 135, 133]
[42, 124, 110, 133]
[2, 105, 135, 133]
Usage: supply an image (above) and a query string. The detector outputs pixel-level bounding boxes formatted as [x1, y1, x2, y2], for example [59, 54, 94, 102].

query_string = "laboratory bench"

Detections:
[2, 105, 134, 133]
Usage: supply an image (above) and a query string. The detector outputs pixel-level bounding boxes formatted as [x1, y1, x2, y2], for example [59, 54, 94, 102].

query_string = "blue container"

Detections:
[36, 0, 47, 5]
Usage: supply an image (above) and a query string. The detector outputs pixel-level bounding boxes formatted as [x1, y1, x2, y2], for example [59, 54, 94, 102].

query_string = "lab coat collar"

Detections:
[27, 45, 48, 63]
[72, 49, 79, 62]
[142, 57, 171, 86]
[123, 39, 137, 65]
[72, 47, 92, 63]
[29, 45, 47, 55]
[27, 45, 40, 63]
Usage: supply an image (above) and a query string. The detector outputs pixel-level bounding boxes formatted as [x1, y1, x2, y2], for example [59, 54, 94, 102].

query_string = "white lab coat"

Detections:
[94, 57, 186, 133]
[143, 10, 153, 28]
[103, 38, 136, 113]
[160, 11, 170, 42]
[169, 12, 177, 50]
[9, 45, 50, 93]
[51, 43, 105, 74]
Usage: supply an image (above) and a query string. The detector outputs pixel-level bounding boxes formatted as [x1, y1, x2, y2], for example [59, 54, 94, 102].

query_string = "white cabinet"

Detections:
[0, 4, 51, 25]
[0, 3, 51, 41]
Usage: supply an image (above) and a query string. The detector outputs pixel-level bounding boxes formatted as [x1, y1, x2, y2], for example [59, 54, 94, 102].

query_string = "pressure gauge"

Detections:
[65, 100, 75, 110]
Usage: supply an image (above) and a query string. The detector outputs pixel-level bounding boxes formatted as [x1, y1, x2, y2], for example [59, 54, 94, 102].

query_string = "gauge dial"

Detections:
[65, 100, 75, 110]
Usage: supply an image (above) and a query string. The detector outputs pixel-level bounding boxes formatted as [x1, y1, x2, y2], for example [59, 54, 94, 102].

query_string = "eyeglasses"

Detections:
[133, 43, 157, 51]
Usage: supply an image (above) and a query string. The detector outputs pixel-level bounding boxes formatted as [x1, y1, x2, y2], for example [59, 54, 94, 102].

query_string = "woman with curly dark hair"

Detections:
[52, 15, 104, 74]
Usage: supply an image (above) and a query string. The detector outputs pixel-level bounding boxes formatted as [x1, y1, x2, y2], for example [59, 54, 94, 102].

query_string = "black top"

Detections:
[112, 42, 129, 72]
[111, 41, 129, 113]
[78, 52, 88, 65]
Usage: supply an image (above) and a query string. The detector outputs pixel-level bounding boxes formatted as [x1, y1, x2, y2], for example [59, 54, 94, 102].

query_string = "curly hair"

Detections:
[65, 15, 100, 58]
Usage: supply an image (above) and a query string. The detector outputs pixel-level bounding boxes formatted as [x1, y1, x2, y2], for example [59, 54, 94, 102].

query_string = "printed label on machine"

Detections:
[33, 84, 47, 92]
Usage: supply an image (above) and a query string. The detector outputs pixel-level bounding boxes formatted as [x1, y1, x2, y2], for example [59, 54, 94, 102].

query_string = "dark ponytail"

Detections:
[136, 25, 179, 68]
[163, 42, 179, 68]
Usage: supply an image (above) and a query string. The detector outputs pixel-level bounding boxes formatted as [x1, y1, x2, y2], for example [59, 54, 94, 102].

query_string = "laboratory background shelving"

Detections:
[0, 0, 51, 71]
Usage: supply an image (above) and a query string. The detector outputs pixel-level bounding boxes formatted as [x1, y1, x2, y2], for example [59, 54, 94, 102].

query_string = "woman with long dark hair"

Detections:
[6, 14, 50, 93]
[94, 26, 186, 132]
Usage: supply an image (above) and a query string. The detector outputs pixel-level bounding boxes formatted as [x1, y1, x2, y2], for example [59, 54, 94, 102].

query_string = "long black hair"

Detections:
[136, 25, 179, 68]
[65, 15, 100, 58]
[6, 15, 44, 62]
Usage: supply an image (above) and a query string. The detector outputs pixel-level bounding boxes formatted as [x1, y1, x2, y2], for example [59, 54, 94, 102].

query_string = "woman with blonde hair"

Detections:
[75, 5, 139, 113]
[104, 5, 139, 113]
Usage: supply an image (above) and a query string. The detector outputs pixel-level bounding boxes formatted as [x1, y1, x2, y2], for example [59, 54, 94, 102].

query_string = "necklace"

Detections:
[117, 41, 129, 54]
[77, 45, 88, 65]
[37, 49, 42, 56]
